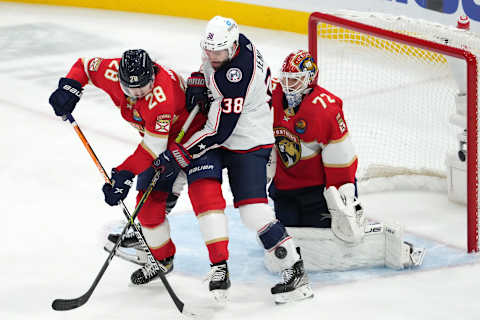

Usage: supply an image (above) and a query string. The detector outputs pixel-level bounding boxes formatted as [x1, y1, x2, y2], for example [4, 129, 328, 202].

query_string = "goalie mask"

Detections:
[201, 16, 239, 69]
[279, 50, 318, 108]
[119, 49, 155, 98]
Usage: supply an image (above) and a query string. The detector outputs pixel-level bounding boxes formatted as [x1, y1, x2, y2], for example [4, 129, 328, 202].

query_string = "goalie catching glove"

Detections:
[324, 183, 366, 244]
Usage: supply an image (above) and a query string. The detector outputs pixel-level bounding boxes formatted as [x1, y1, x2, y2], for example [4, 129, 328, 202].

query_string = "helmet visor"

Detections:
[120, 80, 153, 98]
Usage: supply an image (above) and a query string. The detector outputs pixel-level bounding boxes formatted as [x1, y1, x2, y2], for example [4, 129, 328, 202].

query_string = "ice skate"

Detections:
[271, 259, 314, 304]
[206, 261, 231, 305]
[130, 255, 174, 285]
[104, 224, 147, 265]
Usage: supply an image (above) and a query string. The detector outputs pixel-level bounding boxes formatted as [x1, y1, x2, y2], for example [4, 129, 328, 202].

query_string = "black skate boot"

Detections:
[130, 255, 174, 285]
[206, 261, 231, 304]
[271, 258, 314, 304]
[107, 223, 143, 249]
[104, 223, 147, 266]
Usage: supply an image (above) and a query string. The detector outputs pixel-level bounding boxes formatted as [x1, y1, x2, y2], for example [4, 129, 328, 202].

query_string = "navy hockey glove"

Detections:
[153, 143, 192, 179]
[49, 77, 83, 117]
[186, 72, 210, 114]
[102, 169, 135, 206]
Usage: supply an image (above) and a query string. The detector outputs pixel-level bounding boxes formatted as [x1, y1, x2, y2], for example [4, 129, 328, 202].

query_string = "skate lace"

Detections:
[123, 232, 136, 240]
[205, 265, 227, 282]
[123, 224, 141, 240]
[280, 267, 295, 284]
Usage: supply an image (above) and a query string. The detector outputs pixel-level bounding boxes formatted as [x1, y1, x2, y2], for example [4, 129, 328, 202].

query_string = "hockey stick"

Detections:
[52, 107, 199, 316]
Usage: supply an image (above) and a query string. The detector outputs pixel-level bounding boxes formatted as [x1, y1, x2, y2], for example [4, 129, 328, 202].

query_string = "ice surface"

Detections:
[1, 3, 478, 320]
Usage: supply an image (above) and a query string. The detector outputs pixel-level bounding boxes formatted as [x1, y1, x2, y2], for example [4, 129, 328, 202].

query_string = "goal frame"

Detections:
[308, 11, 479, 253]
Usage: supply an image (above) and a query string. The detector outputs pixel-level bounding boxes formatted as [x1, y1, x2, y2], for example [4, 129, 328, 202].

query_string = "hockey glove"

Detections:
[186, 72, 211, 114]
[102, 169, 135, 206]
[324, 183, 366, 244]
[153, 143, 192, 179]
[49, 77, 83, 117]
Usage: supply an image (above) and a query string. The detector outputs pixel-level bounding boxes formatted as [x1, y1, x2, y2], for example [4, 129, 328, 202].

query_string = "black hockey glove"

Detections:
[153, 143, 192, 179]
[186, 72, 211, 114]
[102, 169, 135, 206]
[49, 77, 83, 117]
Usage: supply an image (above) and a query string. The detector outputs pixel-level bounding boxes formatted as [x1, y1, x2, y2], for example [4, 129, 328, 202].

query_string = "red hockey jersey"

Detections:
[271, 80, 357, 190]
[65, 57, 204, 175]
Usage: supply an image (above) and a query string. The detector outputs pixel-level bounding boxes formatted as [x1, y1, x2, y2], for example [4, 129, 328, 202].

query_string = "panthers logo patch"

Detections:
[274, 127, 301, 168]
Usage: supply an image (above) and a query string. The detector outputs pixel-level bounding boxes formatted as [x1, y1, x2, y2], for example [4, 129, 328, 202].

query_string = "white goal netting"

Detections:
[309, 10, 480, 252]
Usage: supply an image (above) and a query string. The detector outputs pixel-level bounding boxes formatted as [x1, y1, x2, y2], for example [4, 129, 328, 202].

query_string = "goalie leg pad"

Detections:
[264, 225, 385, 273]
[264, 222, 425, 272]
[384, 223, 426, 269]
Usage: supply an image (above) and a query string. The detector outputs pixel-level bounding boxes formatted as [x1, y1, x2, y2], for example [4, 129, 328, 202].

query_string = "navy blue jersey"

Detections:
[184, 34, 274, 157]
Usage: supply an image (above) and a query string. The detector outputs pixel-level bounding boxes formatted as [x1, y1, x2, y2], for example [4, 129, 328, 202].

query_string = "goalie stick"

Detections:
[52, 107, 199, 316]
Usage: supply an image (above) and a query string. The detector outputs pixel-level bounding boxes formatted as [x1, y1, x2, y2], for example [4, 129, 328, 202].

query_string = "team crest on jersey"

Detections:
[133, 109, 142, 122]
[88, 58, 103, 72]
[226, 68, 242, 83]
[155, 114, 171, 133]
[295, 119, 307, 134]
[274, 127, 302, 168]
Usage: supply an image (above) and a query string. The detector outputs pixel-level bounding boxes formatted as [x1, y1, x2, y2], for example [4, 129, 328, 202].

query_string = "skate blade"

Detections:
[210, 289, 229, 306]
[274, 285, 314, 304]
[104, 242, 147, 266]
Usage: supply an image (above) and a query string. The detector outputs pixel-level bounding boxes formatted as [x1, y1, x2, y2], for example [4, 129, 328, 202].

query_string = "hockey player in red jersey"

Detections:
[48, 49, 205, 285]
[266, 50, 425, 272]
[269, 49, 361, 238]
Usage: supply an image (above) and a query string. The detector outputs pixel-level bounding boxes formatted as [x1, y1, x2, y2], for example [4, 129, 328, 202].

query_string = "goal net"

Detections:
[308, 10, 479, 252]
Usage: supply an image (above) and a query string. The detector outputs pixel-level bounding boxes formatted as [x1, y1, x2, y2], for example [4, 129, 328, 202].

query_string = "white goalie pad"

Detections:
[264, 223, 425, 273]
[324, 184, 366, 244]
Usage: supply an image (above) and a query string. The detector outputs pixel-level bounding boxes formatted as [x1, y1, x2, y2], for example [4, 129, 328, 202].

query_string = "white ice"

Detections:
[1, 3, 479, 320]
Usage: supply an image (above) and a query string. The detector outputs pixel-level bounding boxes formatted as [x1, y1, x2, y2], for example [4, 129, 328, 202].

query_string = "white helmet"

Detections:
[201, 16, 239, 59]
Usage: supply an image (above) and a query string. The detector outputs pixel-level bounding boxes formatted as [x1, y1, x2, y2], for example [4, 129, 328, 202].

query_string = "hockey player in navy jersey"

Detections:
[151, 16, 313, 304]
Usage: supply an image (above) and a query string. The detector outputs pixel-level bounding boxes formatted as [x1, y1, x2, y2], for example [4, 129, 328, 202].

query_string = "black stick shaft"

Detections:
[52, 108, 199, 313]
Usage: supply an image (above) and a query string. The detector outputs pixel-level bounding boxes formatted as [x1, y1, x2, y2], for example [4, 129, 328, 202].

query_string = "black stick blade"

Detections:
[51, 295, 89, 311]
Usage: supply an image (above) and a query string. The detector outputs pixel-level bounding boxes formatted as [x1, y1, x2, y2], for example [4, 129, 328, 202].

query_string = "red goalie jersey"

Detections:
[271, 80, 358, 190]
[65, 57, 204, 175]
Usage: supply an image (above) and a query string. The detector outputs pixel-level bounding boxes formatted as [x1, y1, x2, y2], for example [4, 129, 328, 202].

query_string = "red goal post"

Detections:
[308, 11, 479, 253]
